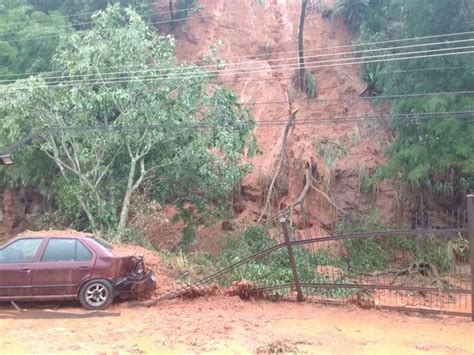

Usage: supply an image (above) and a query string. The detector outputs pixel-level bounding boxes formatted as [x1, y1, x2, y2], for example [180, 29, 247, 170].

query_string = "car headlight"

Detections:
[134, 260, 145, 274]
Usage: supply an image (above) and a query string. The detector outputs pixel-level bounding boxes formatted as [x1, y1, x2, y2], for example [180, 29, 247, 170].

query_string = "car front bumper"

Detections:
[113, 271, 156, 298]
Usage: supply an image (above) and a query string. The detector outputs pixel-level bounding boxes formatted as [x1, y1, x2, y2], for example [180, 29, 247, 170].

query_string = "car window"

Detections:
[0, 238, 42, 263]
[42, 239, 93, 262]
[89, 238, 114, 256]
[76, 240, 93, 261]
[92, 236, 113, 250]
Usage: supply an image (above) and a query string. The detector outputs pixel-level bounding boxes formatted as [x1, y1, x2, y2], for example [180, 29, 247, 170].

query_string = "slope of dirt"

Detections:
[0, 298, 472, 354]
[150, 0, 398, 246]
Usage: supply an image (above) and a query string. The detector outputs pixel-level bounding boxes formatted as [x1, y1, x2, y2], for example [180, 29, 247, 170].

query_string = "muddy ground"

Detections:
[0, 297, 472, 354]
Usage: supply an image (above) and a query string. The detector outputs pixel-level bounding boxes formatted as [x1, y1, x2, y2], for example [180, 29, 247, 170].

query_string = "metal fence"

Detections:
[144, 195, 474, 321]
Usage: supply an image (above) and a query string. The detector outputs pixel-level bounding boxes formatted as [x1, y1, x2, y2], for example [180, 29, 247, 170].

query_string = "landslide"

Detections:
[152, 0, 396, 236]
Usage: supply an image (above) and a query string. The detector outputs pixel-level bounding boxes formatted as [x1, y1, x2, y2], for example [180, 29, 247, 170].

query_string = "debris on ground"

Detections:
[256, 340, 300, 354]
[180, 284, 220, 299]
[225, 280, 265, 300]
[113, 244, 177, 297]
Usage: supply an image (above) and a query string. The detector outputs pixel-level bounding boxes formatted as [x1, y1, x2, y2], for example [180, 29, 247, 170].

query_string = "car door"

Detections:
[0, 238, 44, 299]
[31, 238, 96, 297]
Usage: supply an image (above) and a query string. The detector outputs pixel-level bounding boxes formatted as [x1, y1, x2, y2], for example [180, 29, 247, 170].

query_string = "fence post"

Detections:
[280, 218, 304, 302]
[467, 195, 474, 322]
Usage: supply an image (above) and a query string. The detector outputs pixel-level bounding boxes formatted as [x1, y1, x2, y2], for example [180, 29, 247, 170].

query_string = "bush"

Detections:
[295, 69, 317, 98]
[334, 0, 370, 33]
[392, 235, 466, 273]
[337, 210, 466, 273]
[337, 210, 392, 272]
[216, 226, 350, 298]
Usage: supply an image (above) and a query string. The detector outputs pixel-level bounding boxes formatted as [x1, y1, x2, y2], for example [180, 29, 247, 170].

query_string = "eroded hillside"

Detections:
[155, 0, 396, 234]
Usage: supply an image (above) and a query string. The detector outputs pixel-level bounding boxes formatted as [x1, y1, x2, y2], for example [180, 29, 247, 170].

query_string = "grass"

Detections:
[315, 138, 348, 169]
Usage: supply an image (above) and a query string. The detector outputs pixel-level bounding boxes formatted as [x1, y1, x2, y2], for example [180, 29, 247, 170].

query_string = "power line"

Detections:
[50, 44, 474, 83]
[1, 63, 471, 88]
[256, 110, 474, 125]
[217, 30, 474, 61]
[3, 110, 473, 154]
[2, 44, 472, 88]
[1, 37, 472, 85]
[237, 91, 474, 106]
[1, 29, 473, 80]
[378, 65, 474, 74]
[3, 47, 472, 90]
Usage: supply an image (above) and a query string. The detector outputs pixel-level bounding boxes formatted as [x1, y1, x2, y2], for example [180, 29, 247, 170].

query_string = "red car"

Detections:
[0, 232, 156, 310]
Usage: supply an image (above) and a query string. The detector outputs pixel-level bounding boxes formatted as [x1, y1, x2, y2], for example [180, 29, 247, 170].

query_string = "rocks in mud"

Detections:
[225, 280, 264, 300]
[180, 284, 220, 299]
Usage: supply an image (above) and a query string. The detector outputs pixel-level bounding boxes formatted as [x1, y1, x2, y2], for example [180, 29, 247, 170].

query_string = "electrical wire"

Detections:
[2, 110, 473, 154]
[2, 47, 472, 90]
[237, 91, 474, 106]
[1, 29, 473, 80]
[1, 37, 472, 85]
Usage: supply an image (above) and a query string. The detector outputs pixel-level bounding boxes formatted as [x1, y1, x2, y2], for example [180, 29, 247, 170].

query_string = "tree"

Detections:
[295, 0, 316, 98]
[1, 5, 255, 238]
[350, 0, 474, 207]
[27, 0, 153, 28]
[0, 0, 71, 77]
[334, 0, 370, 33]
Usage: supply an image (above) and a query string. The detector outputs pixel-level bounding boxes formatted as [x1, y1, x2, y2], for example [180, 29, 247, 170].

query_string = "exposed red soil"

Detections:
[172, 0, 395, 217]
[1, 297, 472, 354]
[0, 0, 399, 252]
[17, 229, 94, 238]
[142, 0, 399, 251]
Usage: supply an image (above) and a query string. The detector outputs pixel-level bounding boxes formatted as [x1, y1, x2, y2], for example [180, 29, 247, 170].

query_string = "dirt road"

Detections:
[0, 297, 472, 354]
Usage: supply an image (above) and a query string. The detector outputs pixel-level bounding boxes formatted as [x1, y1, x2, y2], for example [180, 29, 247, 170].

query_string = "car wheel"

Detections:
[79, 279, 114, 310]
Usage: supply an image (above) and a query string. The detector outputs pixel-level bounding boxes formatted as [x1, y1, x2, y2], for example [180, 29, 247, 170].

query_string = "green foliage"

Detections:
[0, 1, 72, 77]
[180, 226, 196, 250]
[159, 249, 216, 282]
[295, 68, 317, 98]
[28, 0, 153, 28]
[337, 209, 467, 273]
[361, 63, 381, 96]
[337, 210, 391, 272]
[0, 5, 255, 237]
[392, 234, 467, 273]
[216, 226, 350, 298]
[334, 0, 369, 33]
[358, 166, 377, 195]
[350, 0, 474, 206]
[315, 138, 348, 169]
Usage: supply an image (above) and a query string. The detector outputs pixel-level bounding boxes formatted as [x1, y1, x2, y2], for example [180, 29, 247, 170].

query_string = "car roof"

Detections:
[15, 230, 95, 240]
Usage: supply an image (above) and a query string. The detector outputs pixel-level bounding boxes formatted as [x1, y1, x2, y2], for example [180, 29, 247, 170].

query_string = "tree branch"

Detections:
[257, 110, 297, 222]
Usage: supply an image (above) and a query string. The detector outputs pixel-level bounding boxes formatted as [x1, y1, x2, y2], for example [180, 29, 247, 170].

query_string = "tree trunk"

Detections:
[169, 0, 176, 29]
[297, 0, 309, 88]
[2, 188, 15, 240]
[118, 158, 137, 237]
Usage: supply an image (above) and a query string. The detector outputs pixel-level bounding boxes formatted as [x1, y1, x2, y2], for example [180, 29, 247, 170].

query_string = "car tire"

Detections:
[79, 279, 114, 310]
